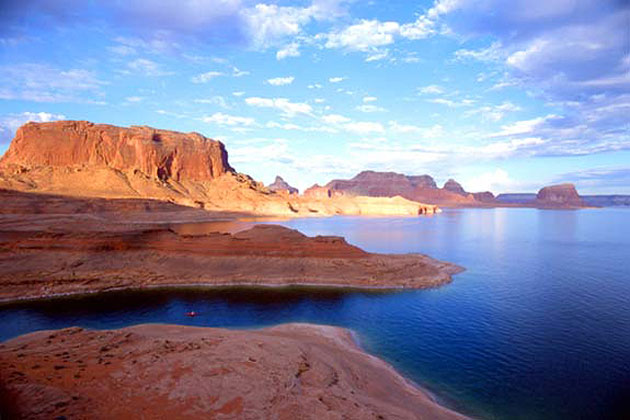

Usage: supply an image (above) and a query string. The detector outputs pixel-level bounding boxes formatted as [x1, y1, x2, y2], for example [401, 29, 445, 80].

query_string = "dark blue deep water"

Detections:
[1, 208, 629, 419]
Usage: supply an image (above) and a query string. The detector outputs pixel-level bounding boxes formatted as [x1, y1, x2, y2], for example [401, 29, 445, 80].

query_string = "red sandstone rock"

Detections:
[323, 171, 482, 207]
[536, 183, 585, 207]
[0, 222, 462, 301]
[472, 191, 496, 203]
[0, 122, 437, 216]
[0, 121, 233, 182]
[0, 324, 466, 419]
[443, 179, 467, 195]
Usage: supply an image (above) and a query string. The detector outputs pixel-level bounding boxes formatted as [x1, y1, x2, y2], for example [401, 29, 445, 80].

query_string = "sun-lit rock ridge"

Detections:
[0, 121, 438, 216]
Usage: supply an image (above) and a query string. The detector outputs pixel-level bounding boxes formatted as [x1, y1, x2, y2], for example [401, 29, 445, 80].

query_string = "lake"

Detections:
[1, 208, 629, 419]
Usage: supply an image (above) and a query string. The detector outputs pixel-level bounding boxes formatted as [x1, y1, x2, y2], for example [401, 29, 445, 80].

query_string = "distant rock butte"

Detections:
[536, 183, 585, 207]
[0, 121, 437, 216]
[267, 175, 298, 194]
[322, 170, 489, 207]
[443, 179, 467, 195]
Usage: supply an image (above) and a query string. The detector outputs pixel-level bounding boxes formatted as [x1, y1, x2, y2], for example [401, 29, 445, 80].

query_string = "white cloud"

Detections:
[455, 42, 503, 62]
[191, 71, 223, 83]
[462, 168, 519, 193]
[125, 96, 144, 103]
[194, 96, 229, 108]
[344, 121, 385, 135]
[490, 115, 557, 137]
[245, 97, 313, 116]
[418, 84, 444, 95]
[232, 91, 245, 97]
[276, 42, 300, 60]
[427, 98, 476, 107]
[363, 96, 377, 103]
[266, 76, 295, 86]
[323, 15, 434, 53]
[325, 20, 400, 51]
[328, 76, 345, 83]
[355, 104, 385, 113]
[0, 63, 106, 103]
[365, 49, 389, 62]
[464, 102, 521, 122]
[232, 67, 249, 77]
[127, 58, 171, 76]
[321, 114, 350, 124]
[202, 112, 255, 127]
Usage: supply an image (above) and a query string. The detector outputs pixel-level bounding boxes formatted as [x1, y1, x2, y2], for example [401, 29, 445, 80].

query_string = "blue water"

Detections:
[1, 208, 629, 419]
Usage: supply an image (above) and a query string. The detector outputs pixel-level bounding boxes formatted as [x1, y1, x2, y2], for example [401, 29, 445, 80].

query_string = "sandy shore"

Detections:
[0, 323, 468, 419]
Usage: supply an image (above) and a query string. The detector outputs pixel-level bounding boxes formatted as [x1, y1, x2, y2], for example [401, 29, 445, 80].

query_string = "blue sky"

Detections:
[0, 0, 628, 194]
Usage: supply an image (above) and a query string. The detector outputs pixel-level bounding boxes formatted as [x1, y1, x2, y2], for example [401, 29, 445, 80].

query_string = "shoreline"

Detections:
[0, 322, 469, 419]
[0, 272, 465, 305]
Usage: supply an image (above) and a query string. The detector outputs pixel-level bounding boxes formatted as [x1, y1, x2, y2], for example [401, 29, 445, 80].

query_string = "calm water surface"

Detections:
[1, 208, 629, 419]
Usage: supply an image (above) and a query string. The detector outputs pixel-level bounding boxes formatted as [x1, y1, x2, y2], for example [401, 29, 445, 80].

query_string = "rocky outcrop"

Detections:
[0, 122, 438, 217]
[322, 171, 491, 207]
[0, 121, 233, 182]
[443, 179, 467, 195]
[267, 175, 298, 194]
[326, 170, 437, 197]
[472, 191, 496, 202]
[303, 184, 343, 199]
[536, 184, 585, 207]
[0, 323, 465, 419]
[0, 222, 462, 301]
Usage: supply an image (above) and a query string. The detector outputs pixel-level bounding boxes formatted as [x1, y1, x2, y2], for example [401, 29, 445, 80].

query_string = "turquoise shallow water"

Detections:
[1, 208, 629, 419]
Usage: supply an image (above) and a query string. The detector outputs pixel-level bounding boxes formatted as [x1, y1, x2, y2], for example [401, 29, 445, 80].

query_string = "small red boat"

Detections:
[185, 311, 198, 317]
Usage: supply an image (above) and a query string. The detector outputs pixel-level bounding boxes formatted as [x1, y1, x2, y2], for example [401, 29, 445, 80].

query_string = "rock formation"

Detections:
[497, 185, 588, 208]
[536, 183, 585, 207]
[0, 120, 233, 182]
[0, 324, 465, 419]
[443, 179, 467, 195]
[472, 191, 496, 203]
[267, 175, 298, 194]
[322, 171, 492, 207]
[0, 221, 462, 301]
[0, 121, 437, 216]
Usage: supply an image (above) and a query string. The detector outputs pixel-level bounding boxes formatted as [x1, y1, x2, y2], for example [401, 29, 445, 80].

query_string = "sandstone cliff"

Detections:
[0, 121, 436, 216]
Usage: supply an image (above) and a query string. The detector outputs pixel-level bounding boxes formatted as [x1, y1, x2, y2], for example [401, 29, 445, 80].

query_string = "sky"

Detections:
[0, 0, 628, 194]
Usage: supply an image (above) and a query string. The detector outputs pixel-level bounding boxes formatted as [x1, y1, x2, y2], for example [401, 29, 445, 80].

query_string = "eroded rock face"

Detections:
[326, 170, 437, 197]
[472, 191, 496, 203]
[0, 121, 233, 182]
[0, 122, 437, 217]
[267, 175, 298, 194]
[443, 179, 467, 195]
[536, 183, 585, 207]
[322, 171, 485, 206]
